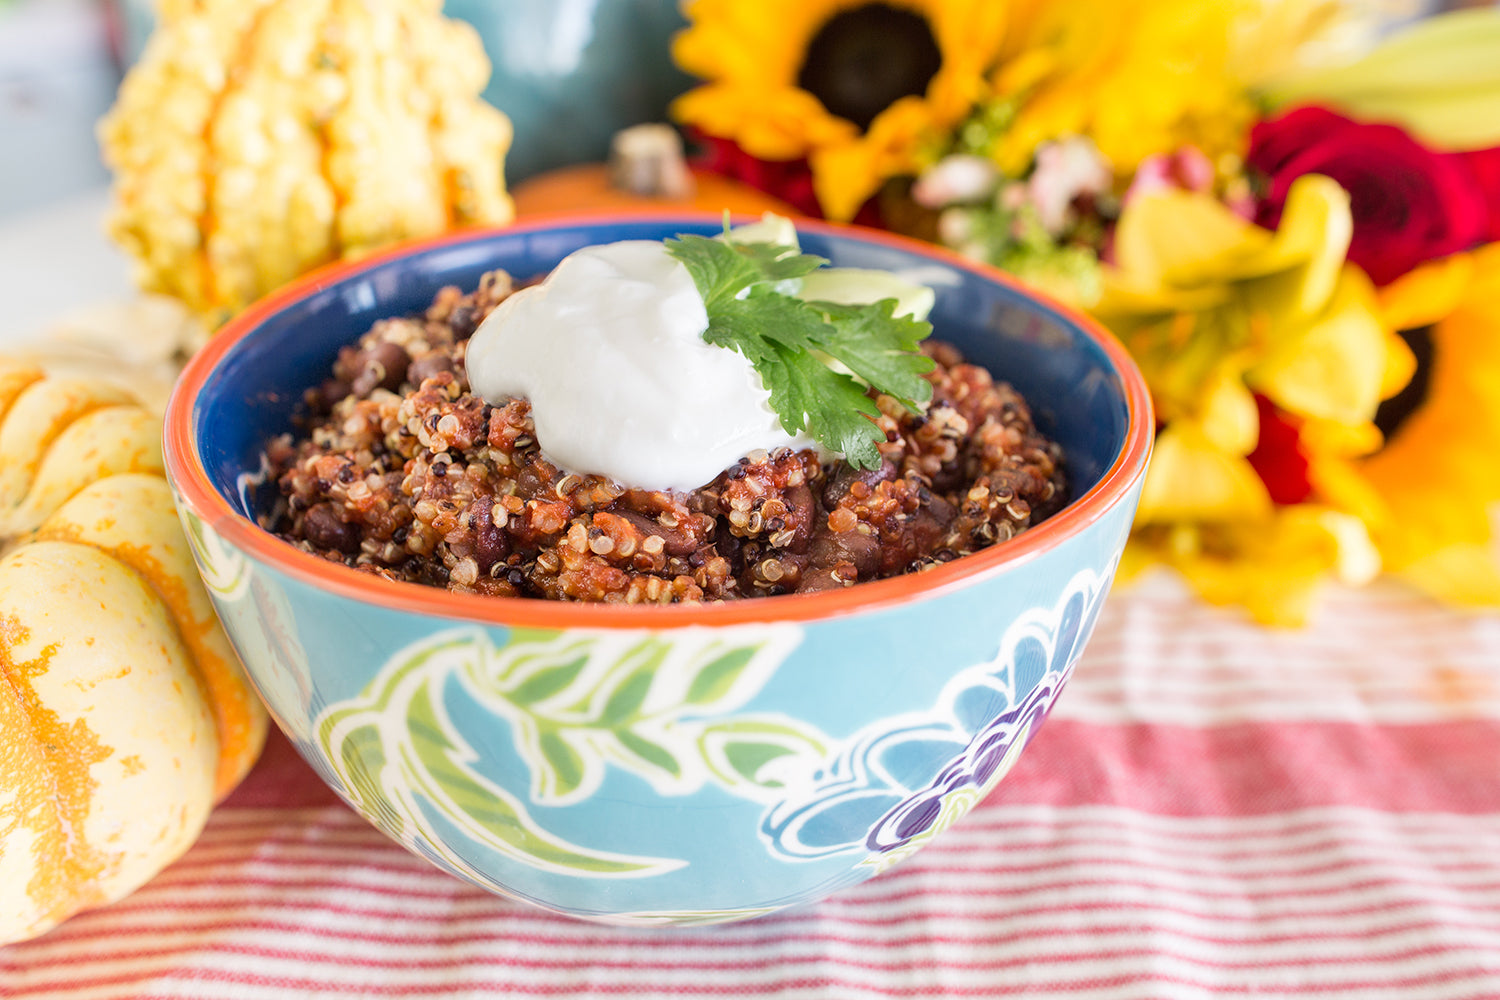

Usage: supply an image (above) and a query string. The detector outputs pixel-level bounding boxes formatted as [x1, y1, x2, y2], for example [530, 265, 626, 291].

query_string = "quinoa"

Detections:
[262, 270, 1068, 603]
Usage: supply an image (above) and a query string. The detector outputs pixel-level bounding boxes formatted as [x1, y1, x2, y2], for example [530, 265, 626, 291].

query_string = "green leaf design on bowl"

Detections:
[178, 506, 249, 600]
[315, 623, 823, 880]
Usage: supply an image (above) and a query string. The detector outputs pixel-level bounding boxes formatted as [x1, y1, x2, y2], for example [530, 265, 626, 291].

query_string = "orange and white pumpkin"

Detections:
[0, 362, 268, 944]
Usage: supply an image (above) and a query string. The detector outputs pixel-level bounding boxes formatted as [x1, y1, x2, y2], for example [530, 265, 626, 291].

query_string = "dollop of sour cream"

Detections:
[465, 240, 816, 491]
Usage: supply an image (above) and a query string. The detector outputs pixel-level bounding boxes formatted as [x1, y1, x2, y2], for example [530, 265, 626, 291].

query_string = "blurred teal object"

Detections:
[449, 0, 695, 182]
[118, 0, 695, 184]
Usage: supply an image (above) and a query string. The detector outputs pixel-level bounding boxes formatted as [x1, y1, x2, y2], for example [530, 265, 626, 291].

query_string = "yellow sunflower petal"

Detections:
[924, 0, 1012, 122]
[994, 0, 1253, 175]
[1380, 327, 1418, 402]
[1358, 244, 1500, 584]
[672, 84, 857, 161]
[1378, 253, 1474, 332]
[674, 0, 1257, 218]
[991, 46, 1057, 97]
[673, 0, 838, 84]
[1399, 542, 1500, 608]
[810, 95, 938, 221]
[810, 143, 884, 224]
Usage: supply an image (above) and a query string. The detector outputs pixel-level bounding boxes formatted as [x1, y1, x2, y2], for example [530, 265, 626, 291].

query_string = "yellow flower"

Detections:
[1354, 246, 1500, 605]
[1095, 174, 1413, 624]
[672, 0, 1261, 222]
[1124, 509, 1380, 627]
[989, 0, 1256, 179]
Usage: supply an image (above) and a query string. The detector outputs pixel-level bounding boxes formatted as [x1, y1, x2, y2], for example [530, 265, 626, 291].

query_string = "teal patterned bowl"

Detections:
[163, 215, 1152, 926]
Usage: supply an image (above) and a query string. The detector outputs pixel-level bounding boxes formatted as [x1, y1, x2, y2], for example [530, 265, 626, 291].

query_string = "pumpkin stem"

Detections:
[608, 124, 696, 201]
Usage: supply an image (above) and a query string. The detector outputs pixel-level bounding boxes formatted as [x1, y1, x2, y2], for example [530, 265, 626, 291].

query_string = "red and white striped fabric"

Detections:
[6, 574, 1500, 1000]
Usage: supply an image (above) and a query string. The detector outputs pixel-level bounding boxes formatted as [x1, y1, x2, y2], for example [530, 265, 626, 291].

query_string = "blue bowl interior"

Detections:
[195, 220, 1131, 523]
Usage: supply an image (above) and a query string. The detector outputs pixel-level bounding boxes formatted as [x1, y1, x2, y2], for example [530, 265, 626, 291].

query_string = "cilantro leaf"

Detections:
[664, 231, 934, 469]
[755, 338, 889, 469]
[805, 299, 935, 414]
[701, 291, 834, 376]
[664, 234, 824, 309]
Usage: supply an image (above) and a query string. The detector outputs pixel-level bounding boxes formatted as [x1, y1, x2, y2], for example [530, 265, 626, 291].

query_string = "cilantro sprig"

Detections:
[664, 232, 934, 469]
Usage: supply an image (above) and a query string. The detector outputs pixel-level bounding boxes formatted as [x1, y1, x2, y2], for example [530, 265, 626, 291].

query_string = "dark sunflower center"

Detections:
[796, 4, 942, 132]
[1374, 325, 1435, 443]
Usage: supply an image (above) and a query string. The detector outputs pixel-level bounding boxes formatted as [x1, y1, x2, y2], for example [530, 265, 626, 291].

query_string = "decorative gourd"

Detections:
[513, 163, 799, 218]
[0, 362, 268, 945]
[512, 124, 798, 218]
[98, 0, 515, 328]
[513, 163, 798, 217]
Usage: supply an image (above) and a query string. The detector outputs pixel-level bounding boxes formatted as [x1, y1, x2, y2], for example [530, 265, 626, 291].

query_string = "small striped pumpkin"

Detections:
[0, 362, 268, 944]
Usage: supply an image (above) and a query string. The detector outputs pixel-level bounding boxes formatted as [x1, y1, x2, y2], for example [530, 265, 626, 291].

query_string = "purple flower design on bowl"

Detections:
[861, 673, 1058, 871]
[865, 608, 1080, 857]
[760, 568, 1107, 867]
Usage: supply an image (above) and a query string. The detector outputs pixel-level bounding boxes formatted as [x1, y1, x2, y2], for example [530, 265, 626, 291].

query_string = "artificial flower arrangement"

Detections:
[670, 0, 1500, 624]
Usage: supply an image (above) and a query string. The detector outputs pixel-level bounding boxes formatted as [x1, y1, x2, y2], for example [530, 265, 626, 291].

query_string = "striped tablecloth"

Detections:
[5, 573, 1500, 1000]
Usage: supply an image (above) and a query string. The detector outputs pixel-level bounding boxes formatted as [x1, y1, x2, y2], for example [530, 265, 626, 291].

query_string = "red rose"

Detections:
[694, 134, 824, 219]
[1459, 146, 1500, 244]
[691, 132, 885, 227]
[1248, 107, 1490, 286]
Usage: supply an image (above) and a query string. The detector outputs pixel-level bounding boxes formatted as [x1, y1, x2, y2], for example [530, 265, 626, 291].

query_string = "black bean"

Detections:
[313, 378, 351, 412]
[796, 567, 851, 593]
[613, 509, 699, 556]
[472, 495, 510, 571]
[303, 503, 361, 554]
[807, 525, 879, 578]
[782, 484, 817, 551]
[822, 458, 897, 509]
[350, 341, 411, 396]
[408, 353, 458, 385]
[448, 304, 479, 339]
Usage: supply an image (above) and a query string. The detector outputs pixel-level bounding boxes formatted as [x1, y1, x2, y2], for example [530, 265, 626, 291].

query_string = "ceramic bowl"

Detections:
[163, 215, 1152, 926]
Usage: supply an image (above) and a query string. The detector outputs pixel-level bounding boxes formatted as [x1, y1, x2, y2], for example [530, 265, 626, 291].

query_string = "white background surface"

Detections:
[0, 188, 132, 344]
[0, 0, 118, 218]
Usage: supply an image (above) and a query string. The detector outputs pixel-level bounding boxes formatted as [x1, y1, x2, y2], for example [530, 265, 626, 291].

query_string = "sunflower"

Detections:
[673, 0, 1005, 222]
[1353, 245, 1500, 605]
[672, 0, 1257, 223]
